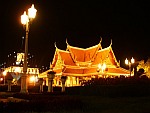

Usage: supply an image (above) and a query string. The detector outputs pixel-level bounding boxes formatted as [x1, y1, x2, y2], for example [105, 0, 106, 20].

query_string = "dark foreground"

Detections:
[0, 77, 150, 113]
[0, 93, 150, 113]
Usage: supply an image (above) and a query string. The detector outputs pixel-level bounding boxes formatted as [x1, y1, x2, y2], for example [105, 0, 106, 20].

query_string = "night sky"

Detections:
[0, 1, 150, 68]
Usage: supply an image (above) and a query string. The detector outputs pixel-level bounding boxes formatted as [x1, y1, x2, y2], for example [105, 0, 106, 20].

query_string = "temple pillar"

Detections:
[47, 70, 56, 92]
[77, 77, 79, 86]
[61, 76, 67, 92]
[71, 76, 73, 86]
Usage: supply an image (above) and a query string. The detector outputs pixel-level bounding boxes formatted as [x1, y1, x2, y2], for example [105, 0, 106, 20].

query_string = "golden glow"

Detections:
[125, 57, 135, 65]
[131, 57, 135, 64]
[98, 64, 102, 70]
[28, 4, 37, 19]
[14, 67, 21, 73]
[125, 58, 129, 65]
[0, 78, 3, 81]
[3, 71, 7, 76]
[29, 76, 36, 83]
[97, 63, 107, 73]
[21, 11, 29, 25]
[102, 63, 106, 71]
[21, 4, 37, 25]
[29, 76, 38, 84]
[16, 53, 24, 63]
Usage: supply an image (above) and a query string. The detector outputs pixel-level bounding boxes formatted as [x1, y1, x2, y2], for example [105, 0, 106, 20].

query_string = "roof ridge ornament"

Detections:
[66, 38, 70, 51]
[100, 36, 102, 43]
[49, 62, 53, 70]
[110, 39, 112, 47]
[66, 38, 69, 45]
[54, 42, 57, 48]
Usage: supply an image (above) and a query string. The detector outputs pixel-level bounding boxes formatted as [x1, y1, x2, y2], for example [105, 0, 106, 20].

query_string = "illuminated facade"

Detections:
[1, 53, 39, 85]
[39, 39, 130, 87]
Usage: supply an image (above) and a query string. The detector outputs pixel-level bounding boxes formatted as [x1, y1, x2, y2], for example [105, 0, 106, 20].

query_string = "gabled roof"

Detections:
[47, 39, 130, 77]
[66, 39, 102, 62]
[92, 45, 119, 67]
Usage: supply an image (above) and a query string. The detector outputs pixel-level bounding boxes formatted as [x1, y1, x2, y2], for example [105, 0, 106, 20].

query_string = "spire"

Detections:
[66, 38, 70, 51]
[109, 39, 112, 47]
[49, 62, 53, 70]
[66, 38, 69, 45]
[54, 42, 57, 48]
[100, 36, 102, 43]
[54, 42, 59, 52]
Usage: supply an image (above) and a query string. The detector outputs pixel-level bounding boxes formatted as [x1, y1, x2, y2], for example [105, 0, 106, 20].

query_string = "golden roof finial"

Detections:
[110, 39, 112, 47]
[100, 36, 102, 43]
[54, 42, 57, 48]
[66, 38, 70, 51]
[66, 38, 69, 45]
[49, 62, 53, 70]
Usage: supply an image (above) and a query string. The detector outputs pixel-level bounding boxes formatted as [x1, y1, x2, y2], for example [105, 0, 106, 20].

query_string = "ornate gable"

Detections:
[66, 39, 102, 62]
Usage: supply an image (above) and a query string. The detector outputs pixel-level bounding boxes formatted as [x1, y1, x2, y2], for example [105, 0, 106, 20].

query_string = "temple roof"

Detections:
[67, 42, 102, 62]
[39, 39, 130, 78]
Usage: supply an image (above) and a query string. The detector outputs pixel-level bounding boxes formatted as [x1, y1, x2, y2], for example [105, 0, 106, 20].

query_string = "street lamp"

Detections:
[125, 57, 135, 77]
[3, 71, 7, 85]
[20, 4, 37, 93]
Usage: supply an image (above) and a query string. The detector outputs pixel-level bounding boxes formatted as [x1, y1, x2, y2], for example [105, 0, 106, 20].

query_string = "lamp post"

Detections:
[3, 71, 7, 85]
[125, 57, 135, 77]
[20, 4, 37, 93]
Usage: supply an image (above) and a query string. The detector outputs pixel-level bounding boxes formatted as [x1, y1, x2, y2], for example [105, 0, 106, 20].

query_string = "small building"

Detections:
[1, 53, 39, 85]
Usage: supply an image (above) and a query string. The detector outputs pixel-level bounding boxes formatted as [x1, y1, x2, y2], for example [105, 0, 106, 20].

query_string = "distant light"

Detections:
[3, 71, 7, 76]
[16, 61, 20, 65]
[0, 78, 3, 81]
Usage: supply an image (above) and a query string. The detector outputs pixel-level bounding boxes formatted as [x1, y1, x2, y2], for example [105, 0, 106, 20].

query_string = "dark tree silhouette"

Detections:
[137, 68, 145, 76]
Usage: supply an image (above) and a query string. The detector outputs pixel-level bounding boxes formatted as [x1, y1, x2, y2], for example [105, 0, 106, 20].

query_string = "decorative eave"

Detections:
[108, 41, 120, 67]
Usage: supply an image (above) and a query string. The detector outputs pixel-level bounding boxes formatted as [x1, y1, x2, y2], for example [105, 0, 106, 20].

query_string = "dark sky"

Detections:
[0, 1, 150, 68]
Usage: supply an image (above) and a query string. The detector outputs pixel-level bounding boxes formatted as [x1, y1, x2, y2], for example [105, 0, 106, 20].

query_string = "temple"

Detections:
[39, 39, 130, 86]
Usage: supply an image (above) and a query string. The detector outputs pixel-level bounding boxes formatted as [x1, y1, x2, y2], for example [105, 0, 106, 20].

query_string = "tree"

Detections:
[137, 68, 145, 76]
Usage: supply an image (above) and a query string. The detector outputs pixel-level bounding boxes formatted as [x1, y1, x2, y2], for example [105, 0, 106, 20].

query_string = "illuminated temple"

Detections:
[39, 39, 130, 86]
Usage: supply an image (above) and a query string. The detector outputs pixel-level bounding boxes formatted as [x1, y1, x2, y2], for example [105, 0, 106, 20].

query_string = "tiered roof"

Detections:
[48, 39, 130, 77]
